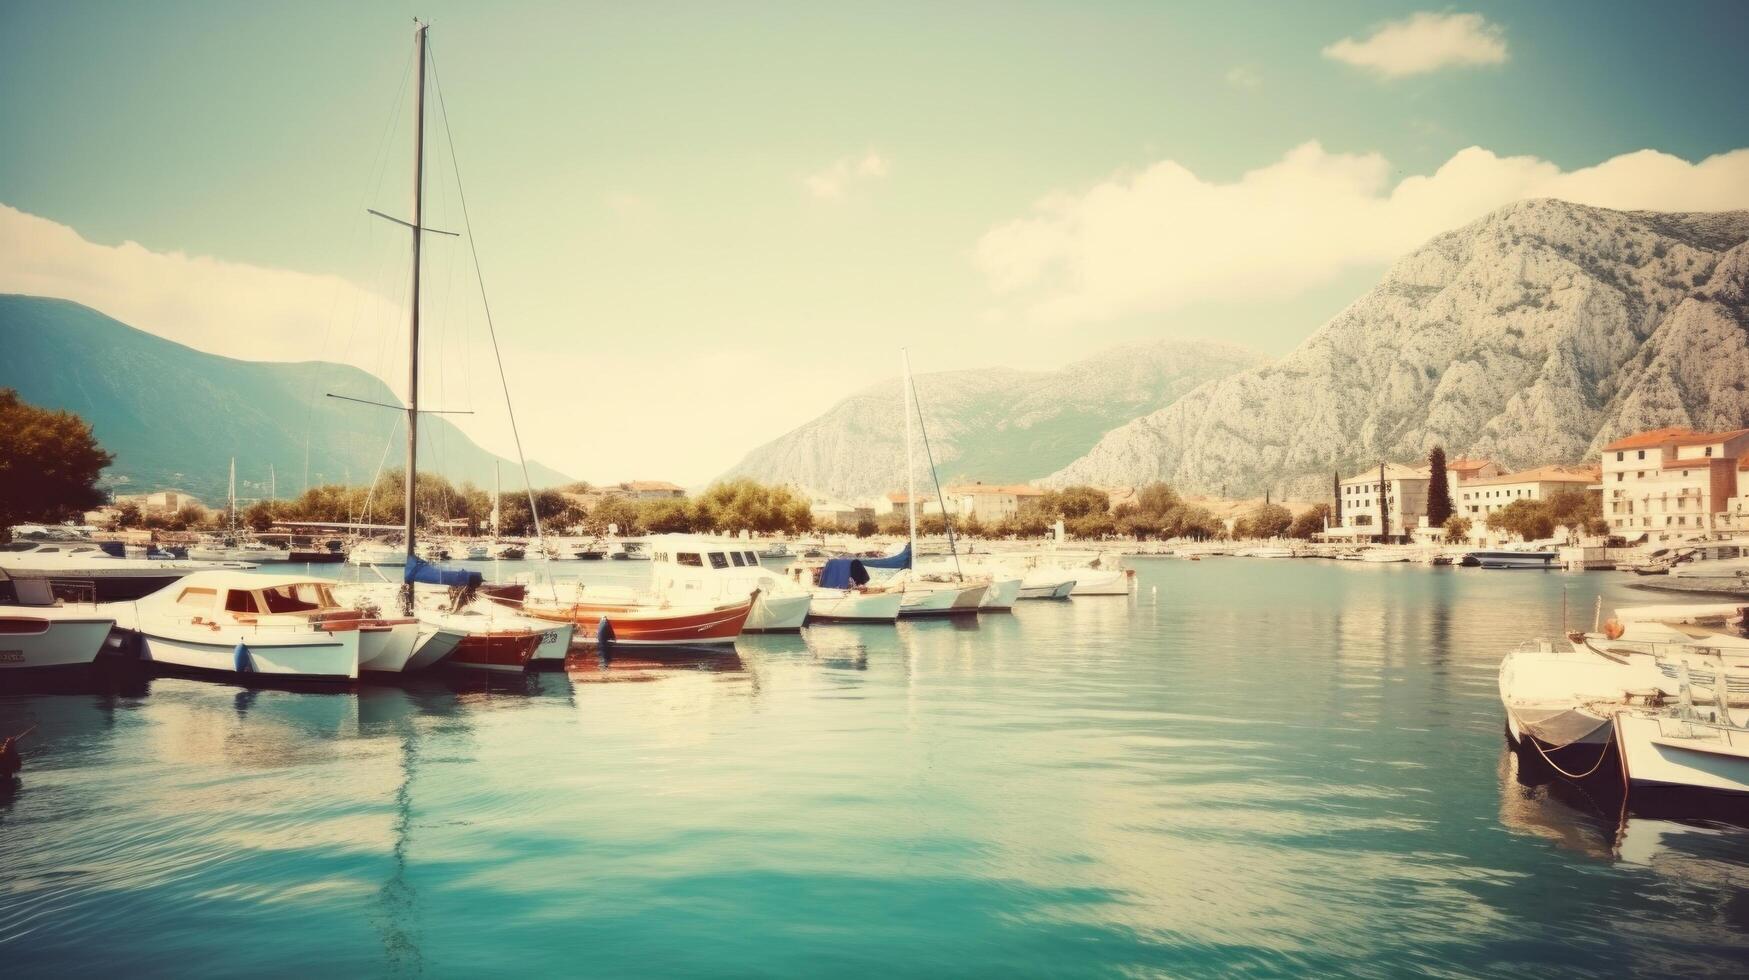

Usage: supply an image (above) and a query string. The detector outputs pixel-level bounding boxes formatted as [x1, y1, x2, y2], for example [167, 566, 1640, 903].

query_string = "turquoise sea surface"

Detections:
[3, 558, 1747, 976]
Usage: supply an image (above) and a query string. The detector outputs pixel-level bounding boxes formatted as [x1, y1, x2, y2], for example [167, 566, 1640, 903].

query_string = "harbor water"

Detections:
[3, 558, 1748, 975]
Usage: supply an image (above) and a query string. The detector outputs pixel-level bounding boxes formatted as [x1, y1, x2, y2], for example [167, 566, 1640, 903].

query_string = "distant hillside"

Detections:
[0, 295, 572, 501]
[1047, 200, 1749, 495]
[720, 340, 1264, 497]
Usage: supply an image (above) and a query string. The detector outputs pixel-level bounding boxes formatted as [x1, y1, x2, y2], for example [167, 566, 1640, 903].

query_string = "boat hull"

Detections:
[1018, 579, 1075, 600]
[1615, 711, 1749, 795]
[521, 599, 754, 647]
[1071, 569, 1134, 596]
[1466, 551, 1557, 569]
[745, 591, 812, 632]
[899, 582, 987, 617]
[446, 631, 542, 673]
[806, 589, 903, 623]
[0, 614, 114, 673]
[357, 620, 422, 674]
[134, 628, 359, 682]
[979, 578, 1022, 611]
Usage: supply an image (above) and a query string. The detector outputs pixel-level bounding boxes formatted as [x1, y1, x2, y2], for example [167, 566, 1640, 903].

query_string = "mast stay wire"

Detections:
[427, 41, 558, 599]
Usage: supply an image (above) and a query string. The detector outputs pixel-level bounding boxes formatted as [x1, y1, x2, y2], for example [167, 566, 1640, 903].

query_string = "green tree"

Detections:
[169, 503, 210, 532]
[1044, 485, 1111, 520]
[639, 498, 695, 534]
[1244, 502, 1293, 538]
[1426, 447, 1453, 526]
[854, 516, 878, 538]
[588, 495, 643, 536]
[1443, 514, 1472, 544]
[1486, 499, 1555, 542]
[242, 500, 277, 532]
[0, 388, 113, 535]
[1288, 503, 1332, 539]
[1067, 512, 1116, 539]
[1136, 482, 1181, 517]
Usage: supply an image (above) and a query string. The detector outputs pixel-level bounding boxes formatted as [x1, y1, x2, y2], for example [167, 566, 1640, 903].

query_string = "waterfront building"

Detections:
[1456, 465, 1601, 519]
[620, 480, 686, 500]
[1323, 457, 1502, 543]
[114, 489, 205, 516]
[1599, 426, 1749, 544]
[942, 482, 1045, 522]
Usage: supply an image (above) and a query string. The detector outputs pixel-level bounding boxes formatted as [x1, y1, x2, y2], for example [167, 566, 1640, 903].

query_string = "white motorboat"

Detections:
[0, 600, 116, 674]
[1069, 566, 1135, 596]
[1017, 567, 1076, 600]
[113, 571, 369, 682]
[463, 542, 491, 561]
[889, 570, 987, 617]
[1614, 701, 1749, 795]
[0, 549, 252, 603]
[645, 535, 811, 631]
[491, 541, 526, 560]
[1360, 549, 1409, 563]
[607, 539, 649, 561]
[785, 558, 905, 623]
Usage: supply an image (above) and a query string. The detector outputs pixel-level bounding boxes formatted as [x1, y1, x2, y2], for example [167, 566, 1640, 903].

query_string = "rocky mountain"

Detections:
[721, 340, 1264, 498]
[1046, 200, 1749, 495]
[0, 295, 572, 501]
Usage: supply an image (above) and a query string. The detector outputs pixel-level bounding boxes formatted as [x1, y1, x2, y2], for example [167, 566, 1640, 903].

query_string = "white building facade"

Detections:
[1600, 426, 1749, 544]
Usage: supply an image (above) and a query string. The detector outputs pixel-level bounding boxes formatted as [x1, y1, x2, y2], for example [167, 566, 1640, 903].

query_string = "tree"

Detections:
[854, 516, 878, 538]
[0, 389, 113, 535]
[1043, 485, 1110, 520]
[588, 495, 643, 536]
[1486, 499, 1555, 542]
[169, 503, 210, 532]
[242, 500, 277, 532]
[640, 498, 695, 534]
[1244, 502, 1293, 539]
[1288, 503, 1332, 540]
[1332, 470, 1341, 524]
[1067, 512, 1116, 539]
[1426, 447, 1452, 526]
[1136, 482, 1181, 517]
[1443, 515, 1472, 544]
[693, 478, 811, 534]
[115, 500, 143, 529]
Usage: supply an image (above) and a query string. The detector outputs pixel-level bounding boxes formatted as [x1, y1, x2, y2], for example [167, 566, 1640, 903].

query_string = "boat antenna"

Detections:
[427, 39, 557, 600]
[903, 349, 963, 581]
[901, 349, 917, 569]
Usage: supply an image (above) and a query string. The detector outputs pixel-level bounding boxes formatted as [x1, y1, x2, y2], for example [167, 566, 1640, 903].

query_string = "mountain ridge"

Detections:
[720, 338, 1265, 498]
[1045, 199, 1749, 494]
[0, 294, 572, 501]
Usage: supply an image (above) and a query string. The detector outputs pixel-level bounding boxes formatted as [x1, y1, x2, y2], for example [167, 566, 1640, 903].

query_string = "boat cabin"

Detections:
[161, 572, 356, 625]
[645, 534, 775, 601]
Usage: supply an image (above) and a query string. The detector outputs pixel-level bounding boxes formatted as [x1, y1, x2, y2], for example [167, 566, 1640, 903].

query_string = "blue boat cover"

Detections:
[818, 558, 870, 589]
[404, 556, 484, 588]
[860, 544, 911, 570]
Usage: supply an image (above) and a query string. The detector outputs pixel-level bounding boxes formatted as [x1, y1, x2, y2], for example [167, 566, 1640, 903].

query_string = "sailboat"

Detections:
[890, 349, 987, 617]
[328, 22, 555, 674]
[186, 458, 288, 562]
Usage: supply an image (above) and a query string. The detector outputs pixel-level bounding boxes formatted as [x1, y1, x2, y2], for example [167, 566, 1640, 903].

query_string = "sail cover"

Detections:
[859, 543, 911, 570]
[818, 558, 870, 590]
[404, 556, 483, 588]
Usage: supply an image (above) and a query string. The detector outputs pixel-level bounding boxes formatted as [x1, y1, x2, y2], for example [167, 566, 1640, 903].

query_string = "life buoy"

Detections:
[1604, 618, 1625, 640]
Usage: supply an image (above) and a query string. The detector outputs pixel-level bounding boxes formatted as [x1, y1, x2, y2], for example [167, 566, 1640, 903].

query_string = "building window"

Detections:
[1637, 450, 1646, 460]
[1706, 447, 1714, 457]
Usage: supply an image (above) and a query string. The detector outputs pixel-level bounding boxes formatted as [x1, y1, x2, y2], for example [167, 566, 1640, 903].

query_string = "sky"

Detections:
[4, 1, 1749, 486]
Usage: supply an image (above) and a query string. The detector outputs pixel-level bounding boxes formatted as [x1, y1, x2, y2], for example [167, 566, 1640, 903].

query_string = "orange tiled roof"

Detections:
[1447, 458, 1493, 473]
[1463, 464, 1599, 487]
[1602, 426, 1749, 451]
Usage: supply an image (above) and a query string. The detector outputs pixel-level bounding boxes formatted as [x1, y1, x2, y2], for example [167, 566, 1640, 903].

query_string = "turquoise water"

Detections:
[4, 558, 1748, 976]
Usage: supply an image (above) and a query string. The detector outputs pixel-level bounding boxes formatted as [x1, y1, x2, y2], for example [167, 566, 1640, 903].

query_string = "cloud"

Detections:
[1225, 66, 1262, 90]
[0, 203, 406, 385]
[974, 143, 1749, 323]
[803, 151, 889, 200]
[1323, 12, 1507, 79]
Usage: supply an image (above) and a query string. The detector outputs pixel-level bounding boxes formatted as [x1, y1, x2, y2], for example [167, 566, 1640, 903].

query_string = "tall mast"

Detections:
[902, 349, 917, 560]
[403, 21, 429, 580]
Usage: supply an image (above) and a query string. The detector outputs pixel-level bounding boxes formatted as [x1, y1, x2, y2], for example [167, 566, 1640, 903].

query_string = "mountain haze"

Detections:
[1047, 200, 1749, 495]
[0, 295, 572, 502]
[721, 340, 1264, 498]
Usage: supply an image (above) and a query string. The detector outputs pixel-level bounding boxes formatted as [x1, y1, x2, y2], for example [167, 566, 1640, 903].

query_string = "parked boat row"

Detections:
[1500, 601, 1749, 797]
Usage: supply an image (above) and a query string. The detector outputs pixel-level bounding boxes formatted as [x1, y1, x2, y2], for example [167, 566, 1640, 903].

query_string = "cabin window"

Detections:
[745, 552, 759, 565]
[729, 552, 746, 567]
[176, 587, 216, 608]
[260, 584, 321, 613]
[708, 552, 730, 569]
[225, 590, 260, 614]
[676, 552, 703, 567]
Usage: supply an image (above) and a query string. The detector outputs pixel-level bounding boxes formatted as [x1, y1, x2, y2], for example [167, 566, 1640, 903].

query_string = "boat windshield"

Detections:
[709, 553, 730, 569]
[675, 552, 703, 567]
[259, 583, 333, 614]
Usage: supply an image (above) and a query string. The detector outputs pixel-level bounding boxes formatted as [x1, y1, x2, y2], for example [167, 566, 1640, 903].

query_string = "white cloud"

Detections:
[1225, 66, 1262, 89]
[975, 143, 1749, 323]
[0, 203, 406, 386]
[803, 151, 889, 200]
[1323, 12, 1507, 79]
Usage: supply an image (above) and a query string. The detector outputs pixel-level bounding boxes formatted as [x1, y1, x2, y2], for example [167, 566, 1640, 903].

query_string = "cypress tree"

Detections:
[1426, 446, 1452, 527]
[1378, 461, 1390, 543]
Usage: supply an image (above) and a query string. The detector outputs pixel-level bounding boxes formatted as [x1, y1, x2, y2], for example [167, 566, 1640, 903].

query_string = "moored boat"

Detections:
[112, 571, 365, 682]
[0, 603, 116, 675]
[514, 593, 756, 647]
[1465, 549, 1558, 569]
